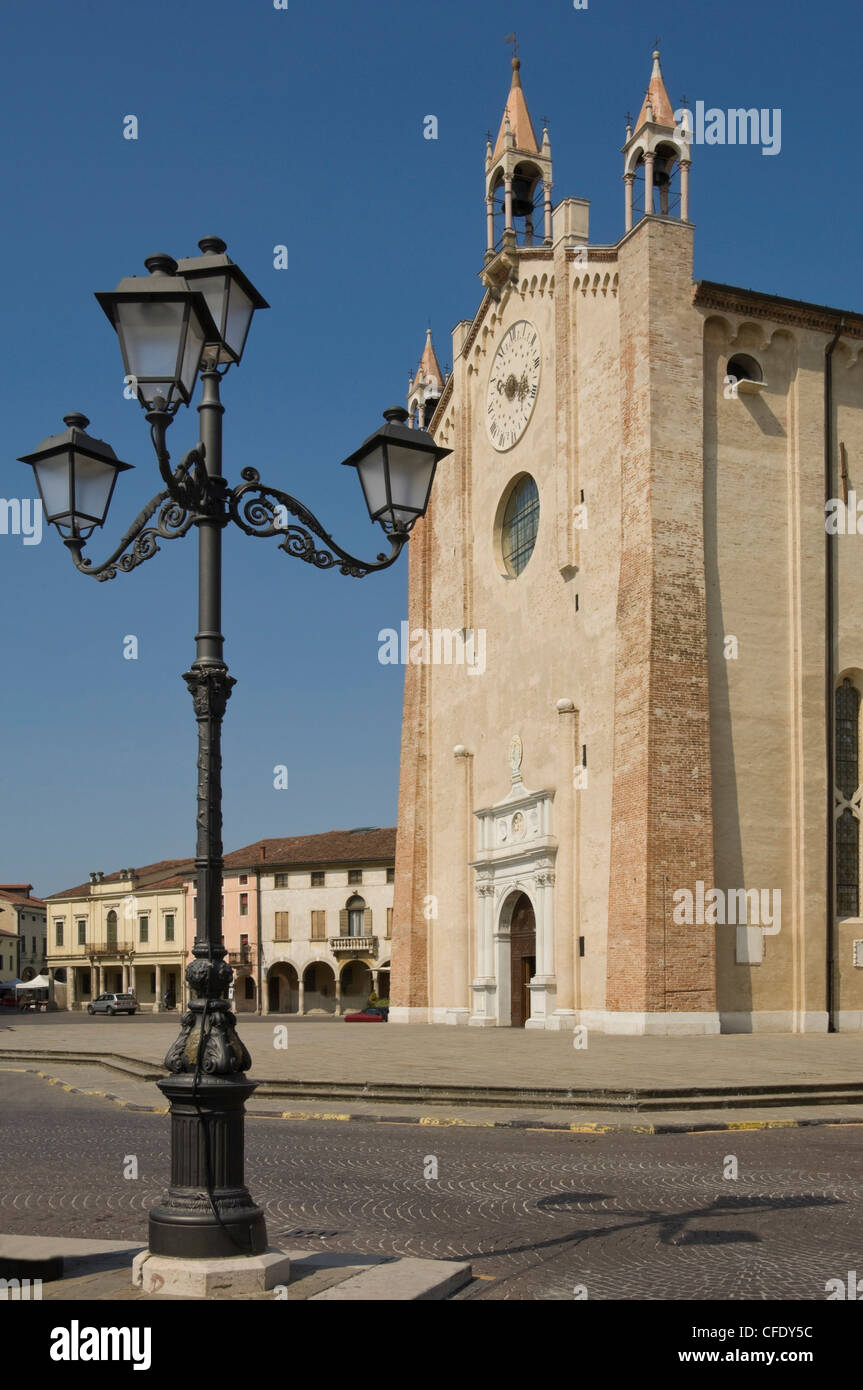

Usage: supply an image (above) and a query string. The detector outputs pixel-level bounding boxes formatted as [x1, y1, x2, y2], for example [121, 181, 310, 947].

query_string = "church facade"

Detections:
[391, 50, 863, 1034]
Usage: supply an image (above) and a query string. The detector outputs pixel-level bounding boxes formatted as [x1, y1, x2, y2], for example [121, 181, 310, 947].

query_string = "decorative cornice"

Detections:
[568, 248, 618, 264]
[693, 281, 863, 339]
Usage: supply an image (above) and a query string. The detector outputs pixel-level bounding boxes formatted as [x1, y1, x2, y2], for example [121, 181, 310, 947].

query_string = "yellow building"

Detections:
[0, 884, 47, 981]
[47, 859, 191, 1012]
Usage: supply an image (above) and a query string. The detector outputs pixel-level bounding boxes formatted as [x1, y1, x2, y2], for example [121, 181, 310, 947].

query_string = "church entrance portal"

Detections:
[508, 892, 536, 1027]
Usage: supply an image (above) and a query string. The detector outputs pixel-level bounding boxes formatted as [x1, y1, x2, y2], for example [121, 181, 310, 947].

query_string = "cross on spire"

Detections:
[505, 31, 518, 59]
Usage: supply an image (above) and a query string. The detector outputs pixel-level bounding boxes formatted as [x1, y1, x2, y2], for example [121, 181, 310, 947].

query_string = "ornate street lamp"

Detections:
[18, 241, 450, 1272]
[176, 236, 269, 367]
[95, 253, 220, 410]
[341, 406, 441, 530]
[18, 413, 133, 538]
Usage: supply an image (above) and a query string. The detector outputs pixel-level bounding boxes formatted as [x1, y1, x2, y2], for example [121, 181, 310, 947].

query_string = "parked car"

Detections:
[344, 1006, 388, 1023]
[87, 992, 138, 1016]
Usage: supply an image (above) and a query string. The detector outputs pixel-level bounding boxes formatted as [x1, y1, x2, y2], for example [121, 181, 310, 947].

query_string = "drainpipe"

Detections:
[825, 319, 844, 1033]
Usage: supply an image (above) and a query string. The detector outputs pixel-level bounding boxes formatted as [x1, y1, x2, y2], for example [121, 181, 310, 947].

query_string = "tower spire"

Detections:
[635, 48, 676, 131]
[407, 328, 444, 428]
[622, 47, 691, 232]
[492, 51, 540, 161]
[483, 46, 553, 268]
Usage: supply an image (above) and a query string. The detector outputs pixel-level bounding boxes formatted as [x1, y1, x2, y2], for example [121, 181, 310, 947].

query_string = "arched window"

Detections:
[106, 909, 117, 946]
[347, 895, 365, 937]
[727, 353, 763, 385]
[836, 678, 861, 918]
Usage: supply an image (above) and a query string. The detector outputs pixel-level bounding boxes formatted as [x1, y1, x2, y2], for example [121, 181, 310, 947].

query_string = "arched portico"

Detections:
[303, 961, 336, 1014]
[340, 960, 373, 1013]
[267, 961, 298, 1014]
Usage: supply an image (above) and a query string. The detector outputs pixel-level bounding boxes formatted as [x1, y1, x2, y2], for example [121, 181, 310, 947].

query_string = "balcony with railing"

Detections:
[330, 935, 378, 955]
[228, 945, 256, 969]
[84, 939, 135, 958]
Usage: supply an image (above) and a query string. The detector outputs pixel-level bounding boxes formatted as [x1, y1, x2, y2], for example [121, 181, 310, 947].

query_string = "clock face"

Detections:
[486, 320, 541, 451]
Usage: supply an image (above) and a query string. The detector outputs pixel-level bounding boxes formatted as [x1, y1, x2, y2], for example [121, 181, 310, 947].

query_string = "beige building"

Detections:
[392, 50, 863, 1034]
[47, 859, 191, 1011]
[0, 884, 47, 981]
[0, 927, 19, 983]
[221, 829, 394, 1014]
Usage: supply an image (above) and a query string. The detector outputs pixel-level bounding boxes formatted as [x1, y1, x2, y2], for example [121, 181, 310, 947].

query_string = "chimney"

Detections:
[259, 846, 267, 861]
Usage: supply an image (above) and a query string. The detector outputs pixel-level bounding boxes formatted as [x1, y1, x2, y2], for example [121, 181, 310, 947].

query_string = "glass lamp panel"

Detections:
[179, 308, 207, 399]
[33, 454, 71, 522]
[224, 280, 254, 360]
[137, 379, 176, 407]
[384, 442, 436, 516]
[356, 445, 389, 519]
[186, 274, 228, 343]
[115, 300, 187, 383]
[71, 453, 116, 524]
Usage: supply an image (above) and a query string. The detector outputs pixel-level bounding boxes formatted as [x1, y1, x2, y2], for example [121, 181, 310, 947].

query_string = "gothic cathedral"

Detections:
[391, 50, 863, 1034]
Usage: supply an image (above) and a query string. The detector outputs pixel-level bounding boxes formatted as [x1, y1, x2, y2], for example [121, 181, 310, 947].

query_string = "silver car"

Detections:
[87, 992, 138, 1016]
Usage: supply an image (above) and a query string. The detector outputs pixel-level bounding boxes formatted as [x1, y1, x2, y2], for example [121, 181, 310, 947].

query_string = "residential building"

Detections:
[218, 828, 395, 1014]
[0, 884, 47, 981]
[0, 927, 19, 983]
[393, 49, 863, 1032]
[47, 859, 192, 1011]
[182, 863, 261, 1015]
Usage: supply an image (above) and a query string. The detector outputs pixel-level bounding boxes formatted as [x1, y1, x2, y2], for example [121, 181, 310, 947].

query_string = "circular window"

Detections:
[499, 475, 539, 577]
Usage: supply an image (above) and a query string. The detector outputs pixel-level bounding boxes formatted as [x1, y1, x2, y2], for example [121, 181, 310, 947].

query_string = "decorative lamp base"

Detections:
[147, 1073, 267, 1259]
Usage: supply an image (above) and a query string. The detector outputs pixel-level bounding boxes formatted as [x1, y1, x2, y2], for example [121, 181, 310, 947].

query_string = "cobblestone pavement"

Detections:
[2, 1071, 861, 1301]
[3, 1014, 863, 1094]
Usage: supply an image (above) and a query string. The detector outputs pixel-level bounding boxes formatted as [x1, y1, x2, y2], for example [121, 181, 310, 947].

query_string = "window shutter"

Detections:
[274, 911, 290, 941]
[311, 910, 326, 941]
[339, 909, 349, 936]
[364, 907, 372, 934]
[386, 907, 393, 938]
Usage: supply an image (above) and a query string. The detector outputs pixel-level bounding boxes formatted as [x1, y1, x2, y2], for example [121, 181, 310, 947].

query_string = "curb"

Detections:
[3, 1047, 863, 1113]
[3, 1066, 862, 1136]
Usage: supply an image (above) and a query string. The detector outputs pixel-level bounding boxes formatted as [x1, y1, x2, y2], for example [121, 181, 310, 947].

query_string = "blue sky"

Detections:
[2, 0, 860, 895]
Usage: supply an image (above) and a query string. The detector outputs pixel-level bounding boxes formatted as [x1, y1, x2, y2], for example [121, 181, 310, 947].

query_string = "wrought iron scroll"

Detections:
[64, 491, 194, 581]
[228, 467, 408, 578]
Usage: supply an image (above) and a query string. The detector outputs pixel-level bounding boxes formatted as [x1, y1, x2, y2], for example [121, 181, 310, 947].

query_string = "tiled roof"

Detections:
[141, 874, 190, 892]
[0, 889, 47, 911]
[47, 858, 193, 901]
[221, 827, 397, 872]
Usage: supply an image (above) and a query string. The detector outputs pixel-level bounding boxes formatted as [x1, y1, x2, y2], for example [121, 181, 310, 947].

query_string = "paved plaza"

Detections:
[1, 1071, 862, 1301]
[4, 1014, 863, 1092]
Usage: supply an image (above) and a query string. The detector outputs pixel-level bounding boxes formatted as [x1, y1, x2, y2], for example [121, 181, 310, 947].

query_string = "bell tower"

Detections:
[622, 48, 691, 232]
[407, 328, 444, 429]
[484, 48, 553, 262]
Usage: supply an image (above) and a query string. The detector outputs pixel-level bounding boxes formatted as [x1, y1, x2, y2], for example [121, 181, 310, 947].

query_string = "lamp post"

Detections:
[19, 239, 450, 1265]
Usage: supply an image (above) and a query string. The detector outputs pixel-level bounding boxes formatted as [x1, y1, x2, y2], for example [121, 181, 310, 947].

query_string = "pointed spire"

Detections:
[415, 328, 444, 392]
[636, 49, 675, 130]
[492, 56, 540, 161]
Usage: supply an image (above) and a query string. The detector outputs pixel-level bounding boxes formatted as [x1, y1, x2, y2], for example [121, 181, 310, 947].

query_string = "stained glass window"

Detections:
[501, 475, 539, 577]
[836, 679, 859, 800]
